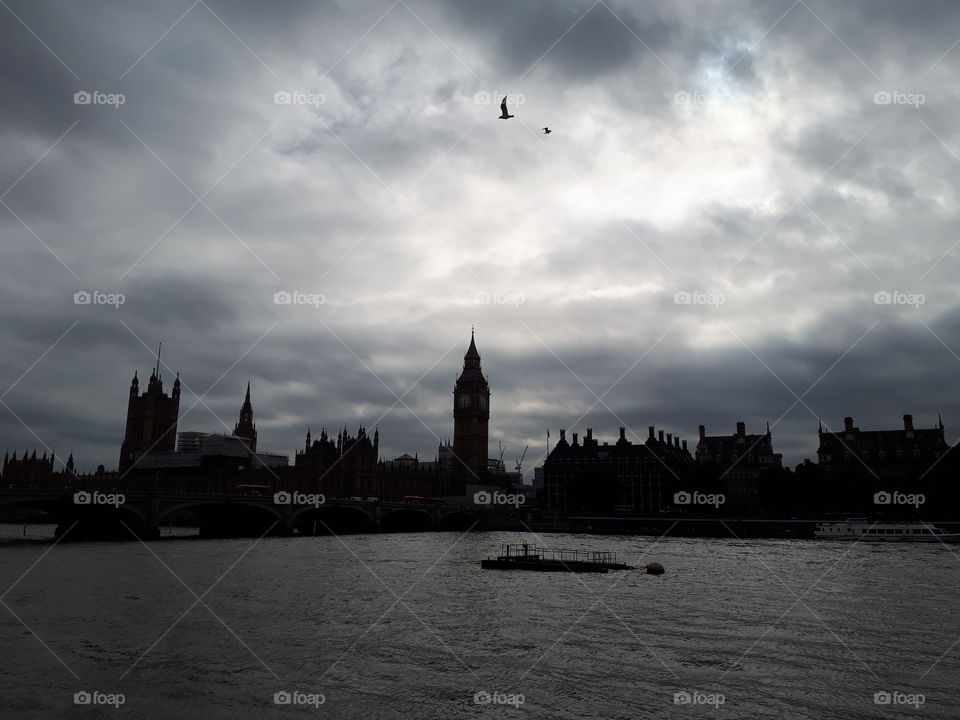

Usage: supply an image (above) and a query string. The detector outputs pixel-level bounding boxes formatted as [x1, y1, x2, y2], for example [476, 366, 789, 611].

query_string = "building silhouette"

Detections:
[696, 421, 783, 473]
[233, 381, 257, 452]
[116, 382, 287, 492]
[118, 353, 180, 474]
[695, 421, 784, 516]
[294, 426, 379, 497]
[284, 332, 499, 499]
[379, 451, 447, 498]
[2, 450, 56, 487]
[452, 331, 490, 483]
[12, 326, 960, 530]
[817, 414, 948, 479]
[543, 426, 693, 514]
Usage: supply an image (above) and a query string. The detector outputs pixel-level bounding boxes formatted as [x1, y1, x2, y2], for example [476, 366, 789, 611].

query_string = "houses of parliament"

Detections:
[5, 332, 506, 499]
[3, 328, 959, 521]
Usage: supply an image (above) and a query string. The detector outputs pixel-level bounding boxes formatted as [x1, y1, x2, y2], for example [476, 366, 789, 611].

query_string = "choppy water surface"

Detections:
[0, 527, 958, 719]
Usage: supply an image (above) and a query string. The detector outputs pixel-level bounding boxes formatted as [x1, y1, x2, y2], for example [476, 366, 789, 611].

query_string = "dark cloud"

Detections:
[2, 0, 960, 475]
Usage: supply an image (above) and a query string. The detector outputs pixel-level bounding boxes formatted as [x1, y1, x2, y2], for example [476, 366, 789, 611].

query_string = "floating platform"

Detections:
[481, 543, 633, 573]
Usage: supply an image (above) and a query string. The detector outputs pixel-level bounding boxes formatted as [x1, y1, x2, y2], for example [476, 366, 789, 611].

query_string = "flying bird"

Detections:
[499, 96, 514, 119]
[542, 127, 551, 134]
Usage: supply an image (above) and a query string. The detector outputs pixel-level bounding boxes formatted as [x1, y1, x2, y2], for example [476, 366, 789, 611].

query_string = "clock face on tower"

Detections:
[458, 394, 471, 408]
[479, 396, 487, 409]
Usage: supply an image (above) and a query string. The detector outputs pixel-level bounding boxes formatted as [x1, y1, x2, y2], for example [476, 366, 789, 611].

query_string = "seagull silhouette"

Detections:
[499, 96, 514, 119]
[542, 127, 551, 134]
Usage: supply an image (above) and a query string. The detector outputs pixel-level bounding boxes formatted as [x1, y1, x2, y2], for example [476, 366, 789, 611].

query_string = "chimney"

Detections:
[586, 428, 593, 441]
[658, 429, 664, 442]
[699, 424, 706, 441]
[666, 432, 672, 445]
[682, 439, 688, 451]
[903, 414, 913, 431]
[675, 437, 680, 448]
[844, 416, 854, 432]
[648, 426, 655, 440]
[560, 429, 566, 442]
[572, 432, 578, 445]
[619, 427, 626, 441]
[736, 421, 746, 436]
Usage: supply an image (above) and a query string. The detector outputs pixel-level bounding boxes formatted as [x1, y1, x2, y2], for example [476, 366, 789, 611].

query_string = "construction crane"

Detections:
[498, 440, 505, 463]
[515, 445, 528, 473]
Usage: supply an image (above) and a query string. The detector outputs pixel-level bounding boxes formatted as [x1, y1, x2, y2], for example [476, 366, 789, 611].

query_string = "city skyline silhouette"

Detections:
[3, 2, 960, 717]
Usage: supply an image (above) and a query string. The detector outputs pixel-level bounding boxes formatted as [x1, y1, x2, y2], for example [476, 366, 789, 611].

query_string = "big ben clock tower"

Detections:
[453, 330, 490, 481]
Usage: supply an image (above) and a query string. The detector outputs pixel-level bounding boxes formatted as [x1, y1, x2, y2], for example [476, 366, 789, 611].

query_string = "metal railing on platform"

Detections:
[498, 543, 620, 565]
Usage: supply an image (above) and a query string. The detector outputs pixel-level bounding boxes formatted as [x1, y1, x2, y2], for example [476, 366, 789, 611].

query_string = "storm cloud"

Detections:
[3, 0, 960, 474]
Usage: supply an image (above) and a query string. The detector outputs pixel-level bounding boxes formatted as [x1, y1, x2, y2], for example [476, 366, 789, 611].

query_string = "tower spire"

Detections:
[453, 329, 490, 484]
[233, 381, 257, 452]
[464, 328, 480, 365]
[155, 342, 162, 378]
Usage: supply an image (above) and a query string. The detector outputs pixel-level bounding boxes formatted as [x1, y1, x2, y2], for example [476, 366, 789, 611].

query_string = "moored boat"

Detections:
[814, 517, 960, 542]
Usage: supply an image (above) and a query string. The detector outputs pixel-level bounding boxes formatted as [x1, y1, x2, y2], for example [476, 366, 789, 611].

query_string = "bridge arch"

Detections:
[158, 500, 282, 524]
[380, 506, 437, 532]
[292, 505, 374, 535]
[438, 510, 479, 531]
[159, 500, 283, 538]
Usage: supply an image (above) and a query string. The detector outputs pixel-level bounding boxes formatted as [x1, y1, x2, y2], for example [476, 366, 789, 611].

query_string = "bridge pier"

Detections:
[278, 503, 294, 536]
[145, 497, 160, 539]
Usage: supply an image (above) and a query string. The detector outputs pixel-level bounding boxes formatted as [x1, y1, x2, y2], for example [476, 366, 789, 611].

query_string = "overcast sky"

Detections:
[3, 0, 960, 475]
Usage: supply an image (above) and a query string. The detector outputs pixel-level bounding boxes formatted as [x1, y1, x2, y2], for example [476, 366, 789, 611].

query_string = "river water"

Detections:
[0, 525, 957, 719]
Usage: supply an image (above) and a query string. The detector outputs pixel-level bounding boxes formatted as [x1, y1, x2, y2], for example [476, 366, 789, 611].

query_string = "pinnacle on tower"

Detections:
[233, 381, 257, 452]
[465, 329, 481, 363]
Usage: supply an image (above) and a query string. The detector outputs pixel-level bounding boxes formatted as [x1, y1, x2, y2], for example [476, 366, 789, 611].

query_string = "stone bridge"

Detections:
[0, 487, 522, 539]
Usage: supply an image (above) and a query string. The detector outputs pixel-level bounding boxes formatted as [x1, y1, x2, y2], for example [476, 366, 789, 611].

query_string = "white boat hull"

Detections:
[815, 519, 960, 542]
